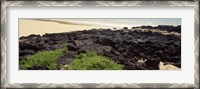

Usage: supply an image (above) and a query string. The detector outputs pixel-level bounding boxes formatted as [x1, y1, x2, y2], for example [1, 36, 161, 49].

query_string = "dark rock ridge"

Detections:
[19, 28, 181, 70]
[132, 25, 181, 33]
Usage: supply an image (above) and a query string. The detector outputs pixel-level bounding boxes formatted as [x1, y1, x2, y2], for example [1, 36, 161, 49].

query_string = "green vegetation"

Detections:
[68, 51, 124, 70]
[19, 43, 68, 70]
[19, 42, 124, 70]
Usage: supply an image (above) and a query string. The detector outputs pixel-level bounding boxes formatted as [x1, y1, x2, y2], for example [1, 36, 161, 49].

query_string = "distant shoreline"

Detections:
[19, 19, 180, 37]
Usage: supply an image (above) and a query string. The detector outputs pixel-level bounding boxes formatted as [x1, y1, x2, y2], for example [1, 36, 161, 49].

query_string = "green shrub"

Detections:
[68, 51, 124, 70]
[19, 46, 67, 70]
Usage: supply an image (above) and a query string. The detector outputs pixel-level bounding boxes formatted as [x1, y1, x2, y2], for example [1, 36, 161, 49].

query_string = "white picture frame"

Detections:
[1, 0, 199, 89]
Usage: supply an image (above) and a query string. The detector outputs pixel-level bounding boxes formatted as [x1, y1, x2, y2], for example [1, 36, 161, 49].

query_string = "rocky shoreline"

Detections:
[19, 27, 181, 70]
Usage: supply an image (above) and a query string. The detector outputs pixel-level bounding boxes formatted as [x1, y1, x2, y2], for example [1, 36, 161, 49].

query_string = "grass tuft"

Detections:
[68, 51, 124, 70]
[19, 43, 67, 70]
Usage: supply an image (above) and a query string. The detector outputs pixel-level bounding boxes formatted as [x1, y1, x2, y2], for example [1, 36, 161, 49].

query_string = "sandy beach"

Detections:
[19, 19, 110, 37]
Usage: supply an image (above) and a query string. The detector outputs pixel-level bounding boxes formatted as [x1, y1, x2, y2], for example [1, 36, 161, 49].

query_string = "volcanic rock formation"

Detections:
[19, 27, 181, 70]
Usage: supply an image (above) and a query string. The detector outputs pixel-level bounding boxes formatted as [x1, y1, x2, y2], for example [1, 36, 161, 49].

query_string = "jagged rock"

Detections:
[173, 41, 181, 46]
[123, 27, 128, 30]
[27, 66, 49, 70]
[167, 56, 180, 62]
[68, 43, 79, 51]
[19, 49, 35, 56]
[145, 59, 160, 69]
[58, 51, 76, 65]
[124, 61, 137, 70]
[96, 37, 115, 46]
[137, 38, 146, 43]
[19, 28, 181, 70]
[27, 34, 41, 38]
[19, 42, 40, 51]
[74, 40, 84, 47]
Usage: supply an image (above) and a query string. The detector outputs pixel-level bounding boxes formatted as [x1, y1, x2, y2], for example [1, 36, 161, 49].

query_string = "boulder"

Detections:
[96, 37, 115, 46]
[58, 51, 77, 65]
[145, 59, 160, 69]
[19, 49, 35, 56]
[68, 43, 79, 51]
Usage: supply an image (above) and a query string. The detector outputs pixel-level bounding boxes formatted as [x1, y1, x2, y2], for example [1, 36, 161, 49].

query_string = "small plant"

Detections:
[68, 51, 124, 70]
[19, 43, 67, 70]
[60, 42, 68, 48]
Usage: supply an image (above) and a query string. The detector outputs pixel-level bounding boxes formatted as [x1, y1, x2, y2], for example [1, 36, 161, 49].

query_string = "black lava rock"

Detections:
[19, 28, 181, 70]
